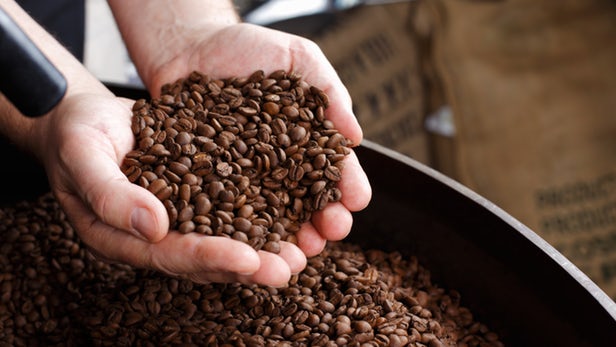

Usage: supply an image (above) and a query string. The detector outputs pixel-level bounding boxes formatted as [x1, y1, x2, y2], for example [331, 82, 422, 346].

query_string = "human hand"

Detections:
[2, 0, 325, 287]
[33, 91, 308, 286]
[106, 0, 372, 283]
[140, 23, 372, 272]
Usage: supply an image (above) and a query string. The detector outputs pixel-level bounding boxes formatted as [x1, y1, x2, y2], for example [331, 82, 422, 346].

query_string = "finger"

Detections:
[322, 81, 363, 146]
[318, 74, 362, 146]
[57, 124, 169, 242]
[295, 221, 327, 258]
[148, 233, 262, 276]
[81, 160, 168, 242]
[106, 182, 168, 242]
[338, 150, 372, 212]
[299, 49, 363, 145]
[192, 243, 306, 284]
[242, 250, 292, 287]
[185, 271, 245, 285]
[277, 241, 307, 274]
[311, 202, 353, 242]
[69, 202, 262, 277]
[191, 244, 301, 286]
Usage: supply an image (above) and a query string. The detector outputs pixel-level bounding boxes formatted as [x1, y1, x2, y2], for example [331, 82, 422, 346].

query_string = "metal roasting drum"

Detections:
[351, 140, 616, 346]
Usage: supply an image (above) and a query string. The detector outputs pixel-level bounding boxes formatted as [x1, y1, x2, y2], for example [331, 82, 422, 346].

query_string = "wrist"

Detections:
[107, 0, 240, 93]
[142, 22, 239, 94]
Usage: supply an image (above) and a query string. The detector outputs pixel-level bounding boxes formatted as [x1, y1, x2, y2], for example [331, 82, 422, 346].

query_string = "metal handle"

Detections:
[0, 6, 67, 117]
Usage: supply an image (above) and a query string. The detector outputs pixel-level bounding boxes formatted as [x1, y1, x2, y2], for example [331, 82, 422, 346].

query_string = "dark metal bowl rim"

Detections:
[359, 139, 616, 319]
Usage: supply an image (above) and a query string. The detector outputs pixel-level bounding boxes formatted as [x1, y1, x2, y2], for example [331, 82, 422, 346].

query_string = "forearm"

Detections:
[0, 0, 110, 153]
[107, 0, 240, 91]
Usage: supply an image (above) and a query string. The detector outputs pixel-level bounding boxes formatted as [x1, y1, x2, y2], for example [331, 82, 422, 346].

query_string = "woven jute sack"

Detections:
[315, 3, 430, 165]
[413, 0, 616, 298]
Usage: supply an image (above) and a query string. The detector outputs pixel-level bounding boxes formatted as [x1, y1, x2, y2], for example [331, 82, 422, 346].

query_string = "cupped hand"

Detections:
[33, 91, 306, 287]
[144, 23, 372, 258]
[35, 23, 372, 287]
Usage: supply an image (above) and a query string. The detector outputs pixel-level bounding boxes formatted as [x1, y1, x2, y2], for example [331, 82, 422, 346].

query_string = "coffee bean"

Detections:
[262, 241, 280, 254]
[232, 217, 252, 233]
[324, 165, 342, 182]
[178, 220, 196, 234]
[288, 126, 307, 143]
[310, 180, 327, 195]
[207, 181, 225, 200]
[215, 162, 232, 177]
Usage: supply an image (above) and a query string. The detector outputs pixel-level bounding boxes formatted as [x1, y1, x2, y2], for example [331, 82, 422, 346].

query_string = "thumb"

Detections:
[66, 139, 169, 242]
[88, 176, 170, 242]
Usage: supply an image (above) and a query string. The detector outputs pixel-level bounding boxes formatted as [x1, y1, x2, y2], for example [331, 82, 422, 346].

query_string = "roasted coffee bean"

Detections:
[310, 180, 327, 195]
[262, 241, 280, 254]
[215, 162, 232, 177]
[288, 125, 307, 142]
[120, 70, 357, 253]
[232, 217, 252, 233]
[324, 165, 342, 181]
[178, 220, 196, 234]
[207, 181, 225, 200]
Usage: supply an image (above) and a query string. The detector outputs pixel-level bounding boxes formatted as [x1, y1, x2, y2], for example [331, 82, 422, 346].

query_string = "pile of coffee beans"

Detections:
[0, 194, 135, 345]
[0, 193, 504, 346]
[121, 70, 351, 253]
[0, 70, 504, 346]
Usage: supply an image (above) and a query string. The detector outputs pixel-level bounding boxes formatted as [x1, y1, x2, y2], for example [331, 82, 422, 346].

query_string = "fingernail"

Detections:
[239, 271, 258, 276]
[131, 208, 155, 241]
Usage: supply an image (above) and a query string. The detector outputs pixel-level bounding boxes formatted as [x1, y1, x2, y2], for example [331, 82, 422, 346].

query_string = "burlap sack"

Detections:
[314, 3, 430, 165]
[415, 0, 616, 298]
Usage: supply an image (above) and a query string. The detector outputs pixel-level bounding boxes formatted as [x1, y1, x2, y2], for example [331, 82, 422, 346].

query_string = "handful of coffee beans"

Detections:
[122, 70, 351, 253]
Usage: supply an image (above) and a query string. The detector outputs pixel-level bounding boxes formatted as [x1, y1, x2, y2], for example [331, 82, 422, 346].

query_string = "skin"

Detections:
[0, 0, 372, 287]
